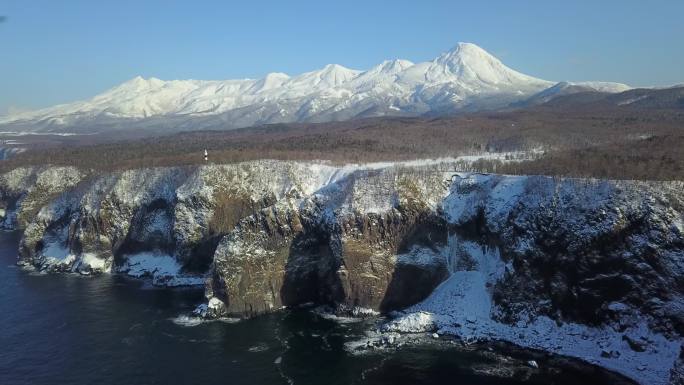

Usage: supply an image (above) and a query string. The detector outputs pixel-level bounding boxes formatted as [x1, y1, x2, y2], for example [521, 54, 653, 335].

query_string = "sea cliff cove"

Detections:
[0, 160, 681, 384]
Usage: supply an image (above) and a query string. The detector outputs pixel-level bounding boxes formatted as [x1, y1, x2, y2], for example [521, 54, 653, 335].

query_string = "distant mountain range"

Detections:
[0, 42, 673, 134]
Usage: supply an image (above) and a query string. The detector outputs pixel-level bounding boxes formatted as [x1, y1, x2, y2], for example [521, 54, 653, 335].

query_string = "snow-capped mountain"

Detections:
[0, 43, 631, 133]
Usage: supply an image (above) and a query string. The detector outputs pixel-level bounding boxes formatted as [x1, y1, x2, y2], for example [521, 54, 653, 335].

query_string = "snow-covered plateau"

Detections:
[0, 159, 682, 384]
[0, 42, 631, 134]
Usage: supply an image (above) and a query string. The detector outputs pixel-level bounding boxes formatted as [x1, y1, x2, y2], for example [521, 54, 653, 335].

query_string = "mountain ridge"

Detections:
[0, 42, 635, 133]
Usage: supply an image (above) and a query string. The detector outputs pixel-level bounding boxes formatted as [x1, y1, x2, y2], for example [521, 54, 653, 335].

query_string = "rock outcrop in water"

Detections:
[0, 160, 682, 385]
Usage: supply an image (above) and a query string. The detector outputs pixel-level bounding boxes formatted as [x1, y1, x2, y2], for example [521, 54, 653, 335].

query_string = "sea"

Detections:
[0, 231, 629, 385]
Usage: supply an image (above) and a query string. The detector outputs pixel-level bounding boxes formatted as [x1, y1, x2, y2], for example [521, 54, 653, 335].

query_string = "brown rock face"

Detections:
[210, 196, 449, 318]
[177, 191, 277, 273]
[207, 202, 295, 315]
[335, 208, 448, 312]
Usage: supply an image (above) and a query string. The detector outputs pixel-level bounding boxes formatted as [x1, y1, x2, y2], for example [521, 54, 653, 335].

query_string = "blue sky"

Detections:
[1, 0, 683, 114]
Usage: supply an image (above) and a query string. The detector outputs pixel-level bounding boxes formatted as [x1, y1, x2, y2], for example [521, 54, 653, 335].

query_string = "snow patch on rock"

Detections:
[382, 311, 436, 333]
[40, 241, 75, 266]
[395, 245, 447, 267]
[118, 252, 204, 287]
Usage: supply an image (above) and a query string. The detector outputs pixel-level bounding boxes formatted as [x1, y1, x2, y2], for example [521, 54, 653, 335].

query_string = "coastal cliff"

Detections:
[0, 160, 682, 384]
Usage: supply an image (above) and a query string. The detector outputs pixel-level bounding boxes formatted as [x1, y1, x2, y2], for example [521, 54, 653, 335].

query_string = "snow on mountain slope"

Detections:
[518, 80, 633, 106]
[0, 42, 631, 132]
[573, 81, 632, 93]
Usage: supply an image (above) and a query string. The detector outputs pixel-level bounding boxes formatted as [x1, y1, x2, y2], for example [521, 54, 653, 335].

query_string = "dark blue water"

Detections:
[0, 231, 631, 385]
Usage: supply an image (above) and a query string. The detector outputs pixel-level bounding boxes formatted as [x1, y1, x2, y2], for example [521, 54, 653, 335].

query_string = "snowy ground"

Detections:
[379, 235, 681, 385]
[36, 238, 110, 274]
[117, 252, 205, 287]
[30, 241, 204, 287]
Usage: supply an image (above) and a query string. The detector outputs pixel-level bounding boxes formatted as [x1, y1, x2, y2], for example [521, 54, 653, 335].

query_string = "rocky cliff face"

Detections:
[0, 166, 83, 230]
[207, 168, 450, 317]
[1, 161, 682, 384]
[443, 174, 684, 337]
[5, 161, 451, 298]
[386, 174, 684, 385]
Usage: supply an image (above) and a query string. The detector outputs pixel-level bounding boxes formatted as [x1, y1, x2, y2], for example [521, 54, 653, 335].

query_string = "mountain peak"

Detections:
[320, 63, 344, 70]
[120, 76, 165, 89]
[320, 63, 358, 76]
[435, 42, 502, 67]
[309, 64, 360, 86]
[449, 42, 488, 53]
[249, 72, 291, 93]
[265, 72, 290, 79]
[379, 59, 414, 71]
[425, 42, 550, 89]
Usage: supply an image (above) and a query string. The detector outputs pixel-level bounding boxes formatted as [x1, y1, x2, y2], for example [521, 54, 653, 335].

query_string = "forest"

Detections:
[1, 101, 683, 181]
